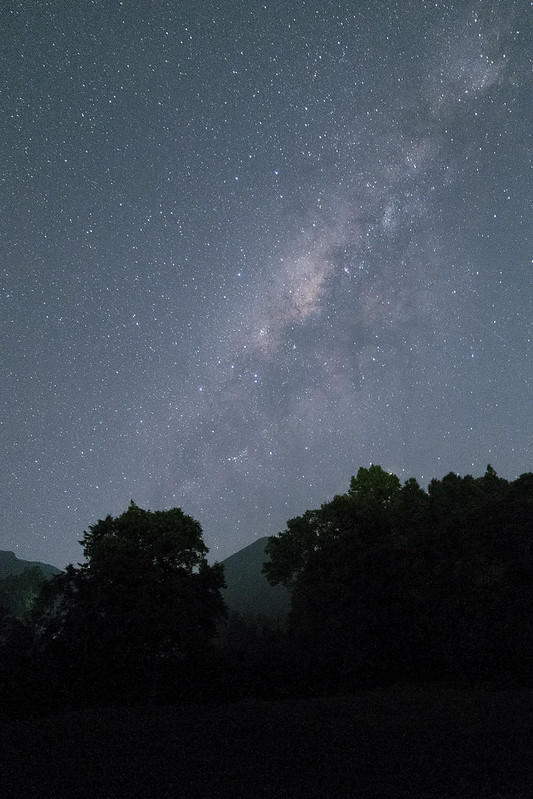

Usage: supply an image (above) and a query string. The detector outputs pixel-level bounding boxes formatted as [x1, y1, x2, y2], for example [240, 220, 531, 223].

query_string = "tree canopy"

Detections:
[264, 465, 533, 689]
[264, 466, 403, 589]
[33, 502, 226, 703]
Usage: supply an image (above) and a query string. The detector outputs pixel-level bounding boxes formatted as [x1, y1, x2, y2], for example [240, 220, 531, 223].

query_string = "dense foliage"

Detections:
[264, 465, 533, 691]
[1, 502, 226, 709]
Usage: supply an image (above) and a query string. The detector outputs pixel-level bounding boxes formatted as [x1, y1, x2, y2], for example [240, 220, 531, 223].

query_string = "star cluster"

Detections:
[1, 1, 531, 567]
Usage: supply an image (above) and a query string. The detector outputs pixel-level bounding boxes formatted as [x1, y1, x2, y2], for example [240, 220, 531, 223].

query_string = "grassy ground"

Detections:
[1, 685, 532, 798]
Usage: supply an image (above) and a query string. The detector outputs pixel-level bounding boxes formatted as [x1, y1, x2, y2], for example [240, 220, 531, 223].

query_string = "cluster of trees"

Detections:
[264, 465, 533, 692]
[1, 465, 532, 713]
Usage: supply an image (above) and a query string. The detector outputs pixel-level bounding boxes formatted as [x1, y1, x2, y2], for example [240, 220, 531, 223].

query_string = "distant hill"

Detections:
[221, 537, 290, 624]
[0, 551, 62, 617]
[1, 542, 291, 624]
[0, 550, 62, 580]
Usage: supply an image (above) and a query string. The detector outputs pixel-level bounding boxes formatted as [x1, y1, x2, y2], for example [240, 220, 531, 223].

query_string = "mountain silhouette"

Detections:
[221, 537, 290, 623]
[0, 551, 62, 618]
[0, 550, 62, 580]
[0, 542, 290, 624]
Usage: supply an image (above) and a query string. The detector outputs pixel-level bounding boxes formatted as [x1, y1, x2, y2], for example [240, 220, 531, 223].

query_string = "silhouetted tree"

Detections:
[264, 466, 400, 589]
[33, 502, 226, 705]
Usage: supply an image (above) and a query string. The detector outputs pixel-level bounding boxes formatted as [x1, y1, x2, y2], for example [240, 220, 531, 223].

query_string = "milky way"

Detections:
[1, 1, 531, 567]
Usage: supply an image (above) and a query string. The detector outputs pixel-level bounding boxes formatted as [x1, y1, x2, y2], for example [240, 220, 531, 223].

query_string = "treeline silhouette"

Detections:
[262, 465, 533, 694]
[1, 465, 532, 714]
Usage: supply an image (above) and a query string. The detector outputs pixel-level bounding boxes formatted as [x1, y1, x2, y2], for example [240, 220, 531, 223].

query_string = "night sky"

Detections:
[1, 1, 531, 569]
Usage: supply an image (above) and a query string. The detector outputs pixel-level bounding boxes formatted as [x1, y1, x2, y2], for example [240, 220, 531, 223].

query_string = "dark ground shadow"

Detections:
[1, 685, 532, 798]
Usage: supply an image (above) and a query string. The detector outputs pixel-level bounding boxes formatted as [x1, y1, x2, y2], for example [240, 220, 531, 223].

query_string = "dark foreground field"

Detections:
[1, 686, 532, 798]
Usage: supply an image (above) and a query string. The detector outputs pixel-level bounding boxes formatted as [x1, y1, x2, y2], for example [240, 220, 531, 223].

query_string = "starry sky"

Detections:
[1, 1, 531, 569]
